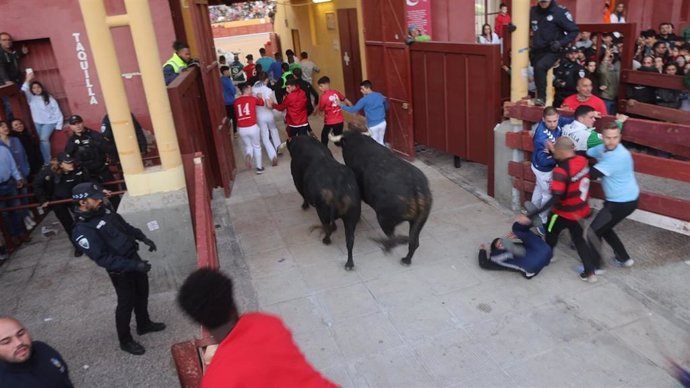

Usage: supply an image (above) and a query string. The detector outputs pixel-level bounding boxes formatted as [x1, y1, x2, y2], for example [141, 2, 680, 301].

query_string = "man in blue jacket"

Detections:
[220, 66, 237, 135]
[530, 106, 573, 235]
[341, 80, 388, 145]
[478, 214, 553, 279]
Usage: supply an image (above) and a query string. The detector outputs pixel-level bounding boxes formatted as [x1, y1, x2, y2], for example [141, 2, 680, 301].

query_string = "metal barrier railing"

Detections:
[0, 179, 126, 253]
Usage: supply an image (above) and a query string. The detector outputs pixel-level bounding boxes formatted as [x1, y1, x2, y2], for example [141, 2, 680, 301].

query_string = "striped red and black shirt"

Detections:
[550, 155, 591, 220]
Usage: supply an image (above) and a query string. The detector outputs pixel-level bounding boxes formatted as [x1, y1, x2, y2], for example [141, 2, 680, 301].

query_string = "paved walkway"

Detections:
[223, 136, 690, 387]
[1, 117, 689, 387]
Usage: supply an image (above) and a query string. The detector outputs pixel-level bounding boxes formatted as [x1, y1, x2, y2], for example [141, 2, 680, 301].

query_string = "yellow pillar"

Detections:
[78, 0, 143, 177]
[124, 0, 183, 172]
[510, 0, 530, 103]
[79, 0, 186, 196]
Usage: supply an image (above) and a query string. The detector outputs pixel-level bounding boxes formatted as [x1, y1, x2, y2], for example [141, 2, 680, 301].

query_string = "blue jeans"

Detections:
[35, 123, 55, 164]
[0, 179, 24, 237]
[602, 98, 617, 115]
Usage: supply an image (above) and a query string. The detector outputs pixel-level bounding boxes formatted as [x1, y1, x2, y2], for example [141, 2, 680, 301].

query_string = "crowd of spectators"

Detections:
[552, 23, 690, 114]
[208, 1, 276, 24]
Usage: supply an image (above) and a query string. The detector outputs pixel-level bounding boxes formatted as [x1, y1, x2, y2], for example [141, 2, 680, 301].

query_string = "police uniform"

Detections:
[529, 0, 580, 103]
[0, 341, 73, 388]
[553, 49, 585, 108]
[33, 153, 91, 256]
[71, 183, 165, 355]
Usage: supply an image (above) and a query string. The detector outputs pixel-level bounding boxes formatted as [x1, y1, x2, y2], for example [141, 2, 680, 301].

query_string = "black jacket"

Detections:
[10, 131, 42, 176]
[554, 59, 585, 97]
[33, 165, 91, 203]
[0, 341, 73, 388]
[73, 207, 147, 273]
[101, 114, 147, 158]
[0, 48, 23, 84]
[530, 1, 580, 53]
[63, 129, 109, 175]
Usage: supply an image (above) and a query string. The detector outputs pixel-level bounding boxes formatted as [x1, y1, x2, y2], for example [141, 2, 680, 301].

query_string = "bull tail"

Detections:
[372, 235, 409, 252]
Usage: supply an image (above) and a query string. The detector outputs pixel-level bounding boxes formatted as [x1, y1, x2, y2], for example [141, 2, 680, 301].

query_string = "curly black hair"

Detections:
[177, 268, 238, 329]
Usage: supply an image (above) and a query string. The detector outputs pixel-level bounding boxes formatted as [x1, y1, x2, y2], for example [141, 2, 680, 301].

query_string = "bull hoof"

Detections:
[322, 236, 332, 245]
[400, 258, 412, 266]
[344, 263, 354, 271]
[301, 201, 309, 210]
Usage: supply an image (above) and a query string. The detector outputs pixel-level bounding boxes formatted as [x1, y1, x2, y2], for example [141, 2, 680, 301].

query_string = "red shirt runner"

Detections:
[561, 94, 608, 115]
[201, 313, 337, 388]
[550, 155, 591, 220]
[234, 95, 264, 127]
[319, 89, 346, 125]
[243, 63, 256, 81]
[273, 88, 309, 126]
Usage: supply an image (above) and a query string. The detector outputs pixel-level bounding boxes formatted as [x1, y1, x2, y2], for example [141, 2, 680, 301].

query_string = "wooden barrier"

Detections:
[504, 103, 690, 233]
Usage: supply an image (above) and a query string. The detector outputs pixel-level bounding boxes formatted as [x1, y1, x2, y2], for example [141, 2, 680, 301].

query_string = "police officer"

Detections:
[553, 46, 585, 108]
[71, 182, 165, 355]
[530, 0, 579, 106]
[33, 152, 92, 257]
[0, 316, 73, 387]
[63, 115, 120, 209]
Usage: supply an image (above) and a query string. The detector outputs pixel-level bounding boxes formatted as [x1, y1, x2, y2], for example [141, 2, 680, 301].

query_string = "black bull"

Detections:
[288, 136, 361, 270]
[330, 131, 432, 265]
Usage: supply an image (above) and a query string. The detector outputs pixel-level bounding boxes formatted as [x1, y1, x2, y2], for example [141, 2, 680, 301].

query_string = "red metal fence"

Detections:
[504, 103, 690, 224]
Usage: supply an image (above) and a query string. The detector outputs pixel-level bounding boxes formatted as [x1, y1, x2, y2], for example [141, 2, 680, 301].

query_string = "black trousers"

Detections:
[287, 123, 312, 138]
[321, 122, 344, 145]
[96, 168, 121, 210]
[225, 104, 236, 133]
[109, 269, 151, 343]
[53, 204, 79, 250]
[545, 213, 596, 274]
[588, 199, 638, 267]
[531, 51, 560, 101]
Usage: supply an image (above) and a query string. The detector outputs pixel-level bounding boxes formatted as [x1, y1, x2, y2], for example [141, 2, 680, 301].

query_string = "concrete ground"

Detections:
[1, 116, 689, 387]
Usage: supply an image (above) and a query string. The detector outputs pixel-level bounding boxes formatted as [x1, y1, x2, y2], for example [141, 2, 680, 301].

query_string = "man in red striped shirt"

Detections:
[525, 136, 598, 282]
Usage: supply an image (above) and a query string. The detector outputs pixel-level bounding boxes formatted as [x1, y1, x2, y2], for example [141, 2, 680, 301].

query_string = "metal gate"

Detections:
[362, 0, 415, 159]
[410, 42, 501, 166]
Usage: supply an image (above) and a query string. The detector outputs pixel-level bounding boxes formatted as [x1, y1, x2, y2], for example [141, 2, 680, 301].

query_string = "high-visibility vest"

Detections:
[163, 53, 187, 74]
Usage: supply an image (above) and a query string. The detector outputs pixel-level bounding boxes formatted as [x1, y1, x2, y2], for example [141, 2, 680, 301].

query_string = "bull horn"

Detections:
[329, 133, 343, 143]
[361, 131, 372, 137]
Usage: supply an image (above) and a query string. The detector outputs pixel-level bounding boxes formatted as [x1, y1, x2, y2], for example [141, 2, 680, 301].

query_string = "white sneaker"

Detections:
[594, 268, 606, 275]
[24, 216, 36, 230]
[41, 226, 57, 237]
[617, 258, 634, 267]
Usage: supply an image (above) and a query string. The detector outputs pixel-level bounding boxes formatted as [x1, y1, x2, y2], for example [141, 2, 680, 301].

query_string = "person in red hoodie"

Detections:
[494, 3, 512, 40]
[177, 268, 338, 388]
[272, 78, 312, 139]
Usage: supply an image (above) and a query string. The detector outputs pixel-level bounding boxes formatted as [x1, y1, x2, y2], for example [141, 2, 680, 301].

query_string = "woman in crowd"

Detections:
[0, 121, 35, 230]
[21, 72, 63, 164]
[252, 71, 282, 166]
[609, 2, 626, 23]
[478, 23, 500, 45]
[10, 118, 43, 176]
[33, 153, 92, 257]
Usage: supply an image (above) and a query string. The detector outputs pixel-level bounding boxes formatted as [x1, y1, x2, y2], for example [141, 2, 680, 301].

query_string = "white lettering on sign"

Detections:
[72, 33, 98, 105]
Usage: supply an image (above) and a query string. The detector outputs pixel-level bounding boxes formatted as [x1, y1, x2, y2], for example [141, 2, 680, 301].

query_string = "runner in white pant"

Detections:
[252, 73, 281, 166]
[368, 121, 387, 146]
